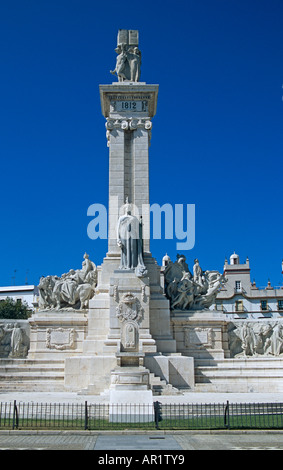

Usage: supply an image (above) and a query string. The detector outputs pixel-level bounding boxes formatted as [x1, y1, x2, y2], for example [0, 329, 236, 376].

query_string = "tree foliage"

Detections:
[0, 298, 31, 319]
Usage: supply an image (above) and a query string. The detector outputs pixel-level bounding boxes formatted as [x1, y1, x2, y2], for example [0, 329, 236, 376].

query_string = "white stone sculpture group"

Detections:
[228, 321, 283, 357]
[164, 255, 226, 310]
[38, 253, 97, 310]
[110, 43, 141, 82]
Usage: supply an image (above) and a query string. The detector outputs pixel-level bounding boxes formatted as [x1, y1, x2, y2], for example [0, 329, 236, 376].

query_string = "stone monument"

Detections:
[2, 30, 283, 397]
[63, 30, 194, 410]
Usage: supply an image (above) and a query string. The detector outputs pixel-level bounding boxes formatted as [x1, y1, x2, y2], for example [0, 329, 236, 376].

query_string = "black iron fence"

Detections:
[1, 400, 283, 431]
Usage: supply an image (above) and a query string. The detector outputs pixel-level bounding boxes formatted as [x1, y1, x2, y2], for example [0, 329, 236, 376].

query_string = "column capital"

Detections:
[105, 118, 152, 146]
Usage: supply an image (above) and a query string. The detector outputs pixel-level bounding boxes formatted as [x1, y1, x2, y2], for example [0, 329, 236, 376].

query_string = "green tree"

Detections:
[0, 298, 31, 319]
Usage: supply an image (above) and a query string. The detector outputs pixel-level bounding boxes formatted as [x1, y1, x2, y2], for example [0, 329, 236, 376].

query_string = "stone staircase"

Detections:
[149, 372, 181, 395]
[0, 357, 182, 396]
[0, 358, 66, 392]
[194, 357, 283, 393]
[88, 371, 182, 397]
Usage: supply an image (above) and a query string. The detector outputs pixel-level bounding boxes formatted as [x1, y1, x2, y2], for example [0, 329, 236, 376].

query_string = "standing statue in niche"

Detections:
[117, 198, 147, 278]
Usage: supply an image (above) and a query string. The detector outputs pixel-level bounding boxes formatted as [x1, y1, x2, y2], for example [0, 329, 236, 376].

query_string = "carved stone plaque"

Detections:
[185, 327, 213, 349]
[189, 329, 208, 344]
[46, 328, 75, 350]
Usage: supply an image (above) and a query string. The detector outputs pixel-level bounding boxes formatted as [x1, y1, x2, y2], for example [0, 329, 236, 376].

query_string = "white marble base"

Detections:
[109, 389, 154, 422]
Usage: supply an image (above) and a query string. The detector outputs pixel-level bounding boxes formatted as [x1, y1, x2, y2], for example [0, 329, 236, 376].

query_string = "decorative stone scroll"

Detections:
[105, 118, 152, 146]
[106, 117, 152, 131]
[46, 328, 76, 350]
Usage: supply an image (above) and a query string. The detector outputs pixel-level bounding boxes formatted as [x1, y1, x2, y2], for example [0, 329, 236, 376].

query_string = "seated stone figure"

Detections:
[38, 253, 97, 310]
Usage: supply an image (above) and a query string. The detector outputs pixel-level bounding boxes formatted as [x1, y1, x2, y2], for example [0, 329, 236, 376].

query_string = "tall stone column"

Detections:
[100, 83, 158, 257]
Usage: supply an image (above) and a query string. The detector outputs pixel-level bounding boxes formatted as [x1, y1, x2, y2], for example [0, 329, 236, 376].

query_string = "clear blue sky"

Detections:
[0, 0, 282, 288]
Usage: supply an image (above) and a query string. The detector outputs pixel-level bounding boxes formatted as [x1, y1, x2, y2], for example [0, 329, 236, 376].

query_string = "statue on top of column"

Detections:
[110, 30, 141, 82]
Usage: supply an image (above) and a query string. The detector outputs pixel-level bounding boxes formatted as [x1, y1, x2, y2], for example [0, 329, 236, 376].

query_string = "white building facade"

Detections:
[0, 285, 39, 311]
[214, 253, 283, 319]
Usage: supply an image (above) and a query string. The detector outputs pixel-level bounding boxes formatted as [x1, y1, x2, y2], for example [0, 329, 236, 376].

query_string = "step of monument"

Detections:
[0, 380, 66, 393]
[149, 373, 181, 395]
[194, 357, 283, 393]
[194, 368, 283, 394]
[0, 372, 64, 381]
[195, 358, 283, 368]
[194, 382, 283, 393]
[79, 377, 111, 396]
[149, 372, 167, 394]
[0, 364, 65, 372]
[0, 359, 65, 374]
[149, 372, 166, 385]
[0, 358, 64, 365]
[195, 368, 283, 378]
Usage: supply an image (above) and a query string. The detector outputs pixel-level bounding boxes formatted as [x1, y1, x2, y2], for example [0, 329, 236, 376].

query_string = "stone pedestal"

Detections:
[171, 309, 229, 366]
[28, 310, 88, 360]
[109, 347, 154, 422]
[109, 390, 154, 423]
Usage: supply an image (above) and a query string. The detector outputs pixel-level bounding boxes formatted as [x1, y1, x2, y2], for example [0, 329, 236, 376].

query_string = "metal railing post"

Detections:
[84, 401, 88, 430]
[224, 400, 230, 429]
[12, 400, 19, 430]
[154, 401, 162, 430]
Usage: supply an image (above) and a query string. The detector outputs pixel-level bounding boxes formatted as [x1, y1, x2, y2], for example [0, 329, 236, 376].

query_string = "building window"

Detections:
[235, 300, 244, 312]
[278, 300, 283, 311]
[235, 281, 241, 292]
[260, 300, 268, 311]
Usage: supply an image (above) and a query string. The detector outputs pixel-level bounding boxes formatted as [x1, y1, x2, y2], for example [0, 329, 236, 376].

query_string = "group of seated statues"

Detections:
[164, 255, 227, 310]
[38, 253, 97, 310]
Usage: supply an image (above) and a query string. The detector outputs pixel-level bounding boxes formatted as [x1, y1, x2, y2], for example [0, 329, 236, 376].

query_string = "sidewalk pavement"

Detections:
[0, 391, 283, 404]
[0, 429, 283, 450]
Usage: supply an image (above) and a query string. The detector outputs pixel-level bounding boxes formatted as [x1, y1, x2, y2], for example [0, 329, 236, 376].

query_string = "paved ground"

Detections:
[1, 391, 283, 405]
[0, 430, 282, 450]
